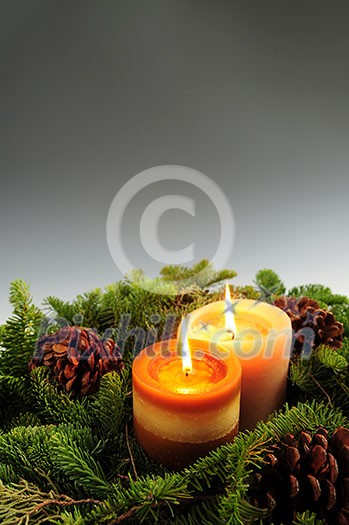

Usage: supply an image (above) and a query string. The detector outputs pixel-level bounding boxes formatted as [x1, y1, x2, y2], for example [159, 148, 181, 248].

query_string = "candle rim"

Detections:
[184, 298, 292, 342]
[132, 338, 241, 408]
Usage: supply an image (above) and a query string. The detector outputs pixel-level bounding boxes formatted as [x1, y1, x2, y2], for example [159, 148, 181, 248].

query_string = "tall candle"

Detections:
[132, 338, 241, 469]
[178, 293, 292, 431]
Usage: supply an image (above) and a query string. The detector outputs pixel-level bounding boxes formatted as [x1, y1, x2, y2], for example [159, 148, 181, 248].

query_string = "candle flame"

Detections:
[181, 317, 192, 375]
[225, 284, 237, 337]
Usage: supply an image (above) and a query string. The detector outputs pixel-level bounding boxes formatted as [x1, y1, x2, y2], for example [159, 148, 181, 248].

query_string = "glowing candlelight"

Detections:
[181, 317, 192, 376]
[225, 284, 237, 337]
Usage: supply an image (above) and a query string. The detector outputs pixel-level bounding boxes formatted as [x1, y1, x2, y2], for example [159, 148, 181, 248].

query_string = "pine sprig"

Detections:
[255, 269, 286, 302]
[159, 259, 237, 288]
[292, 511, 325, 525]
[90, 371, 128, 441]
[290, 344, 349, 415]
[44, 289, 103, 329]
[0, 280, 43, 377]
[50, 431, 111, 499]
[30, 367, 92, 426]
[0, 373, 33, 423]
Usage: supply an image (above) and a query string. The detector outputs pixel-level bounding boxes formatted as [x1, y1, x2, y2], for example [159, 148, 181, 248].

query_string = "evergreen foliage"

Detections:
[292, 511, 325, 525]
[0, 262, 347, 523]
[0, 279, 43, 376]
[290, 343, 349, 413]
[255, 269, 286, 301]
[158, 259, 237, 288]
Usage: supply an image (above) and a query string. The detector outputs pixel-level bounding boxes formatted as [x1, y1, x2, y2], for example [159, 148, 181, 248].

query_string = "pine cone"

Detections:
[29, 326, 124, 396]
[274, 296, 343, 356]
[249, 427, 349, 524]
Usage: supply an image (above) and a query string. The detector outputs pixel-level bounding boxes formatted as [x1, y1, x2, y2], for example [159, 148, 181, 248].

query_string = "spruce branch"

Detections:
[0, 280, 43, 377]
[90, 371, 127, 440]
[30, 367, 91, 426]
[290, 345, 349, 415]
[108, 493, 219, 524]
[43, 297, 78, 326]
[292, 510, 325, 525]
[44, 289, 103, 329]
[0, 374, 33, 423]
[255, 269, 286, 302]
[159, 259, 237, 289]
[50, 431, 111, 499]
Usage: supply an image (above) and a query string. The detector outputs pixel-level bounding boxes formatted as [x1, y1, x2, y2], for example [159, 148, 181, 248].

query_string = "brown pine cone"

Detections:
[274, 296, 344, 356]
[249, 427, 349, 525]
[29, 326, 124, 396]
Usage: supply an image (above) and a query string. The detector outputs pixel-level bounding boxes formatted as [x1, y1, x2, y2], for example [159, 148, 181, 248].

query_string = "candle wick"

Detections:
[227, 329, 235, 340]
[185, 371, 189, 377]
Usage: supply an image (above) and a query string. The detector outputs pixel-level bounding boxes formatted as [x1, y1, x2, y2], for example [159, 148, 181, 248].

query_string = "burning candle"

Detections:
[132, 333, 241, 469]
[178, 285, 292, 431]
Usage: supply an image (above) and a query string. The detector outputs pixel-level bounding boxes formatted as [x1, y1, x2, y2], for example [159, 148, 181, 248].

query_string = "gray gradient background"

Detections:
[1, 1, 349, 322]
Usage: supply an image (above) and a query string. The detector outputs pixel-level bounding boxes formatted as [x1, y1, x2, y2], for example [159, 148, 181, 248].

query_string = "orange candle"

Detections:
[178, 287, 292, 431]
[132, 338, 241, 469]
